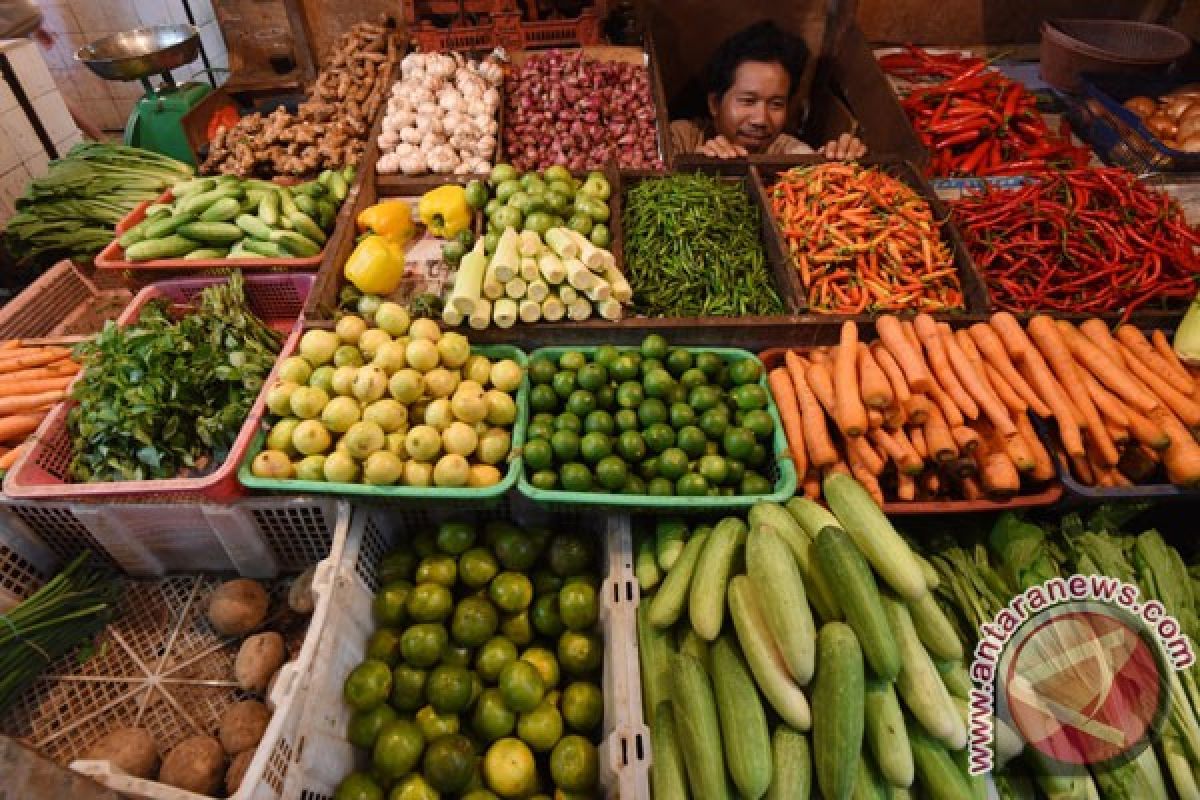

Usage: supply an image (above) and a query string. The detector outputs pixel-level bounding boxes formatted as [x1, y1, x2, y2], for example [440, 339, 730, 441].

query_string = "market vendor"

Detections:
[670, 20, 867, 160]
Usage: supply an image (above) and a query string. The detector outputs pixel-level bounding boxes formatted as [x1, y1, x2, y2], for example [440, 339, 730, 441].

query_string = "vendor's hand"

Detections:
[697, 135, 748, 159]
[819, 133, 867, 161]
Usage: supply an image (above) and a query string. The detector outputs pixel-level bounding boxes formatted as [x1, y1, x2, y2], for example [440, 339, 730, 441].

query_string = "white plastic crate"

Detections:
[273, 501, 646, 798]
[0, 500, 351, 800]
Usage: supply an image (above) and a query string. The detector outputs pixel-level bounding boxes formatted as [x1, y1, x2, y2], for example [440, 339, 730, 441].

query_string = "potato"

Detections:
[225, 749, 255, 795]
[235, 631, 285, 693]
[287, 565, 317, 614]
[1146, 113, 1178, 140]
[159, 735, 224, 795]
[218, 699, 271, 755]
[1124, 96, 1157, 117]
[1178, 115, 1200, 142]
[1179, 133, 1200, 153]
[1164, 95, 1196, 121]
[83, 726, 159, 779]
[208, 579, 269, 636]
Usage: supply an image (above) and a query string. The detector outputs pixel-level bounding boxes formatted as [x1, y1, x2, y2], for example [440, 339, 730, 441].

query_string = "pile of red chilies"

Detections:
[879, 45, 1091, 177]
[950, 168, 1200, 317]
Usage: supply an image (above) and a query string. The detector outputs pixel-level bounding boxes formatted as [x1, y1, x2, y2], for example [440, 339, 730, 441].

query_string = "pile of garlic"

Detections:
[376, 51, 504, 176]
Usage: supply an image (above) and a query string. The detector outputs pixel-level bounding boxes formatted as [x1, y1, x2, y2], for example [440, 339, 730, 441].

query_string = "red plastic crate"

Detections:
[2, 274, 314, 503]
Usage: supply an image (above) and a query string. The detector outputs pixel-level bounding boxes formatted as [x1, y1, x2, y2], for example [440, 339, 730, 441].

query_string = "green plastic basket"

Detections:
[517, 346, 797, 512]
[238, 344, 528, 507]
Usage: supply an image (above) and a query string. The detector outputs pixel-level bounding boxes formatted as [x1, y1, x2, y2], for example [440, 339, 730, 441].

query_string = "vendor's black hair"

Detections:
[704, 20, 808, 100]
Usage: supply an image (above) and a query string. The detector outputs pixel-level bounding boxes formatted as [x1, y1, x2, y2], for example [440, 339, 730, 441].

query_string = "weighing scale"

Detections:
[75, 25, 212, 165]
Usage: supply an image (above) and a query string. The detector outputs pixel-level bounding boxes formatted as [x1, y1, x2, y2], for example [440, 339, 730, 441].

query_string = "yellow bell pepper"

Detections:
[417, 185, 472, 239]
[344, 234, 405, 295]
[357, 200, 416, 244]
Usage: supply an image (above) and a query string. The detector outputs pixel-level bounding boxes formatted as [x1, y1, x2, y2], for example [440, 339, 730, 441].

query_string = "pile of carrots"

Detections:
[767, 314, 1057, 506]
[766, 163, 965, 314]
[0, 340, 79, 472]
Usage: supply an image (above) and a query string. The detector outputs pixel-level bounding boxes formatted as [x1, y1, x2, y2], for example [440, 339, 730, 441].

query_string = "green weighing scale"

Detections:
[75, 25, 212, 165]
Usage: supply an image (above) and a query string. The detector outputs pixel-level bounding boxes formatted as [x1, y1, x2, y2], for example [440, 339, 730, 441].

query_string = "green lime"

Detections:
[517, 704, 564, 753]
[390, 663, 428, 711]
[551, 371, 577, 400]
[401, 624, 448, 668]
[527, 420, 554, 443]
[373, 582, 412, 627]
[558, 582, 598, 631]
[616, 430, 646, 462]
[610, 354, 640, 382]
[379, 551, 417, 585]
[643, 423, 676, 454]
[699, 407, 730, 439]
[677, 425, 707, 459]
[365, 628, 405, 666]
[423, 734, 476, 793]
[723, 426, 756, 461]
[435, 522, 477, 555]
[643, 368, 675, 399]
[677, 473, 709, 496]
[665, 348, 694, 376]
[639, 457, 659, 480]
[558, 351, 587, 371]
[554, 412, 583, 433]
[697, 454, 729, 485]
[529, 358, 556, 385]
[551, 430, 581, 462]
[520, 646, 561, 689]
[412, 530, 438, 558]
[462, 791, 500, 800]
[680, 367, 708, 390]
[550, 735, 599, 793]
[742, 472, 773, 495]
[548, 534, 591, 576]
[557, 631, 603, 675]
[415, 704, 460, 741]
[640, 359, 663, 380]
[442, 644, 473, 669]
[407, 583, 454, 623]
[524, 439, 554, 472]
[348, 704, 398, 749]
[529, 384, 558, 413]
[560, 463, 592, 492]
[452, 595, 500, 647]
[334, 772, 383, 800]
[576, 363, 607, 391]
[748, 443, 768, 467]
[371, 719, 424, 782]
[561, 682, 604, 732]
[744, 408, 775, 439]
[565, 389, 596, 418]
[638, 398, 668, 427]
[729, 358, 764, 386]
[489, 572, 534, 612]
[593, 345, 619, 367]
[473, 688, 516, 741]
[594, 384, 615, 410]
[531, 470, 558, 490]
[499, 660, 545, 712]
[623, 475, 647, 494]
[583, 410, 614, 435]
[669, 402, 695, 429]
[501, 610, 534, 646]
[483, 738, 538, 798]
[532, 569, 564, 596]
[640, 334, 669, 360]
[476, 637, 518, 683]
[594, 455, 628, 491]
[345, 659, 393, 710]
[647, 477, 674, 496]
[428, 664, 474, 713]
[494, 527, 540, 571]
[579, 432, 612, 464]
[695, 351, 724, 377]
[415, 555, 457, 587]
[657, 448, 689, 481]
[531, 593, 565, 637]
[533, 412, 556, 426]
[688, 385, 722, 412]
[726, 459, 746, 486]
[731, 383, 769, 410]
[665, 383, 688, 406]
[615, 381, 644, 409]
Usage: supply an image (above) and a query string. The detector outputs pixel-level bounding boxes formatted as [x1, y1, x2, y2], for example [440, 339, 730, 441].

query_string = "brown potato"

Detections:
[1146, 114, 1178, 140]
[235, 631, 285, 694]
[1164, 95, 1196, 121]
[1178, 115, 1200, 142]
[82, 726, 159, 779]
[1178, 133, 1200, 153]
[207, 579, 269, 637]
[159, 735, 224, 795]
[218, 699, 271, 755]
[1124, 96, 1158, 117]
[225, 749, 255, 795]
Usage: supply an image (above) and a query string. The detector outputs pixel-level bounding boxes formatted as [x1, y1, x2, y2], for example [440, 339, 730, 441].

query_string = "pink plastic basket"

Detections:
[2, 273, 314, 503]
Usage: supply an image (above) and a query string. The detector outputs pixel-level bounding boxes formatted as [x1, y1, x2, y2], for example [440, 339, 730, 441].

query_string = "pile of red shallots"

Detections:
[504, 50, 663, 171]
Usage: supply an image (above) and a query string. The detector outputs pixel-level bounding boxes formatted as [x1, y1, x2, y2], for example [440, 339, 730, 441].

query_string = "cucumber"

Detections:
[812, 622, 864, 800]
[864, 677, 913, 789]
[316, 198, 336, 230]
[815, 526, 900, 681]
[176, 186, 239, 216]
[711, 634, 772, 800]
[689, 516, 747, 640]
[747, 522, 816, 684]
[635, 534, 660, 591]
[671, 653, 728, 800]
[650, 702, 688, 800]
[647, 530, 709, 629]
[765, 500, 843, 622]
[936, 660, 971, 700]
[329, 170, 349, 201]
[906, 591, 964, 663]
[182, 247, 230, 260]
[177, 221, 244, 245]
[258, 191, 280, 227]
[782, 496, 838, 537]
[654, 518, 688, 571]
[728, 576, 811, 731]
[908, 721, 973, 800]
[850, 754, 888, 800]
[766, 725, 812, 800]
[143, 203, 173, 218]
[293, 193, 318, 216]
[288, 209, 328, 244]
[881, 594, 964, 750]
[117, 218, 152, 248]
[241, 238, 289, 258]
[823, 473, 928, 601]
[677, 628, 711, 674]
[199, 196, 241, 222]
[637, 602, 673, 723]
[236, 213, 275, 241]
[125, 235, 199, 261]
[169, 177, 214, 196]
[278, 188, 300, 219]
[913, 550, 940, 590]
[142, 211, 197, 240]
[270, 230, 322, 257]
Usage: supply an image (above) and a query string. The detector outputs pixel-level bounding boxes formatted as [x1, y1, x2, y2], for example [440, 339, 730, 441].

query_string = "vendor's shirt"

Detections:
[0, 0, 42, 39]
[669, 118, 815, 157]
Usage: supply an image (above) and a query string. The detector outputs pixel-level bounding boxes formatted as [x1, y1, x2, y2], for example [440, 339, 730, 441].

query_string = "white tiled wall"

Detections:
[38, 0, 230, 131]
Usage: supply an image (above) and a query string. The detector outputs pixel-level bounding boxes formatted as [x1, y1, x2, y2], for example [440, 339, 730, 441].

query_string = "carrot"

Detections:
[808, 348, 830, 364]
[940, 323, 1014, 436]
[952, 425, 980, 454]
[1116, 326, 1194, 396]
[0, 347, 72, 373]
[1125, 407, 1170, 451]
[1117, 342, 1200, 428]
[871, 342, 912, 406]
[1157, 411, 1200, 487]
[0, 442, 25, 470]
[927, 382, 965, 429]
[0, 390, 66, 416]
[1031, 318, 1116, 464]
[903, 394, 933, 426]
[1079, 371, 1130, 428]
[1016, 412, 1056, 482]
[915, 314, 978, 420]
[0, 375, 73, 398]
[801, 468, 821, 500]
[857, 343, 893, 410]
[769, 368, 809, 479]
[983, 362, 1027, 415]
[0, 413, 46, 443]
[1105, 420, 1130, 446]
[979, 451, 1021, 499]
[806, 360, 838, 421]
[784, 352, 839, 469]
[969, 323, 1049, 417]
[835, 321, 868, 436]
[891, 428, 925, 474]
[989, 312, 1032, 361]
[876, 315, 933, 393]
[848, 434, 885, 475]
[867, 409, 885, 429]
[920, 470, 941, 497]
[824, 458, 852, 478]
[0, 340, 19, 351]
[869, 427, 923, 475]
[883, 404, 907, 430]
[853, 466, 886, 506]
[1152, 329, 1193, 388]
[895, 471, 917, 501]
[908, 425, 928, 461]
[1069, 453, 1096, 486]
[1, 359, 79, 381]
[960, 475, 984, 500]
[923, 403, 958, 462]
[1057, 320, 1158, 414]
[1015, 352, 1084, 457]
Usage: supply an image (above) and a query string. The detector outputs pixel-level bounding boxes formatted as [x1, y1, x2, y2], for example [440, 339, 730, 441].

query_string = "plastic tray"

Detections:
[95, 188, 330, 271]
[518, 346, 797, 512]
[269, 503, 646, 799]
[2, 273, 313, 503]
[0, 260, 132, 339]
[758, 347, 1064, 513]
[0, 499, 351, 800]
[1081, 74, 1200, 172]
[238, 344, 528, 506]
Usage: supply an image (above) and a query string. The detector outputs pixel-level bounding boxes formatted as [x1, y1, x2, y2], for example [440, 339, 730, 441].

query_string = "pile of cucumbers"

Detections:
[118, 167, 354, 262]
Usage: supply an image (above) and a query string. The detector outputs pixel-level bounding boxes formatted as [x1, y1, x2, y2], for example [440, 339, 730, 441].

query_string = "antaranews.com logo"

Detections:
[968, 573, 1194, 775]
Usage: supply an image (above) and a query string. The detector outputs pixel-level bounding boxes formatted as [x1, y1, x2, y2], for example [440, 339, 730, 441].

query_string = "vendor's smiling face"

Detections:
[708, 60, 790, 153]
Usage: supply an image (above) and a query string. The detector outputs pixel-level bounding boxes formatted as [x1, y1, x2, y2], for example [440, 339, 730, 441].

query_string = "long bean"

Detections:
[623, 173, 784, 317]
